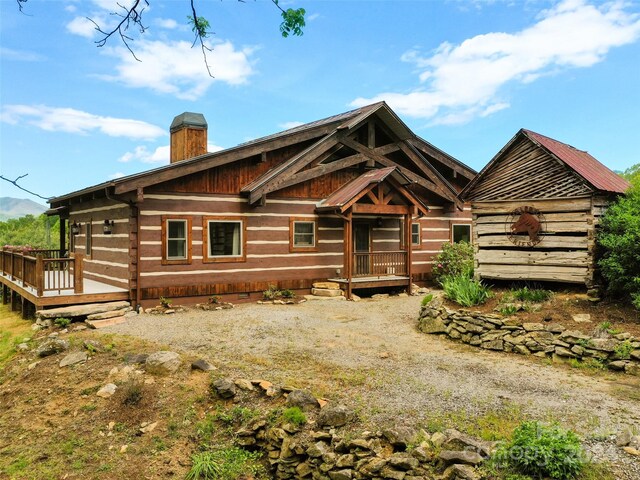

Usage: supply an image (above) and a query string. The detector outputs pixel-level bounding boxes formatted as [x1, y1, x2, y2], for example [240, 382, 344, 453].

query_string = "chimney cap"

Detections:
[170, 112, 207, 132]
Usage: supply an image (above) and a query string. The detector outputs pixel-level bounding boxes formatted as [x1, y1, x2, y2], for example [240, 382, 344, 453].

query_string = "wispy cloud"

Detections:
[0, 105, 166, 140]
[118, 142, 224, 164]
[351, 0, 640, 125]
[109, 172, 127, 180]
[0, 47, 44, 62]
[99, 40, 255, 100]
[66, 16, 98, 38]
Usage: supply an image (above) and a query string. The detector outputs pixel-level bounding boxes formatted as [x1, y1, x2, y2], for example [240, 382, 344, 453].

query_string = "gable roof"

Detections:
[461, 128, 629, 200]
[49, 102, 473, 208]
[522, 129, 629, 194]
[316, 166, 429, 214]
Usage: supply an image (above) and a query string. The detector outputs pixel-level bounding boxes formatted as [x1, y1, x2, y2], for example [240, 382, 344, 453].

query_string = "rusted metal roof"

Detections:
[317, 167, 409, 210]
[523, 129, 629, 194]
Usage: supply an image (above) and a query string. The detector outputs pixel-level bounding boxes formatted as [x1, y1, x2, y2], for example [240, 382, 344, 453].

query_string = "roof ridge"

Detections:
[522, 128, 587, 153]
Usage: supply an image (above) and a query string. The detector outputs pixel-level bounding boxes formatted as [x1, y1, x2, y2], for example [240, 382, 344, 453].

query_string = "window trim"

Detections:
[161, 216, 192, 265]
[85, 220, 92, 258]
[202, 216, 246, 263]
[451, 223, 472, 244]
[411, 222, 422, 248]
[289, 218, 318, 252]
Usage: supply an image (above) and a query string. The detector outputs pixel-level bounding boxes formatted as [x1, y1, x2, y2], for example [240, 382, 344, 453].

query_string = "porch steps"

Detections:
[85, 315, 128, 329]
[36, 301, 131, 320]
[306, 282, 346, 300]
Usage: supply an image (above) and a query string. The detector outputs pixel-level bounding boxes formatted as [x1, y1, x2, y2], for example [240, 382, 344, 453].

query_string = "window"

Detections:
[204, 217, 246, 262]
[162, 217, 192, 265]
[411, 223, 421, 246]
[85, 221, 92, 256]
[290, 219, 317, 251]
[452, 224, 471, 243]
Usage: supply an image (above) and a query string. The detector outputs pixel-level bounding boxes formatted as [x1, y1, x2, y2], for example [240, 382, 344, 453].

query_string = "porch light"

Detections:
[103, 219, 115, 235]
[71, 221, 81, 235]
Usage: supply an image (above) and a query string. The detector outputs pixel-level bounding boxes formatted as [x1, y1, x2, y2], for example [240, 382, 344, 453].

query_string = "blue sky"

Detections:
[1, 0, 639, 205]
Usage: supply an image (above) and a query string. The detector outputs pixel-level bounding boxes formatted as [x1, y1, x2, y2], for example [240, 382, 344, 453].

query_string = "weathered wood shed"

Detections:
[461, 129, 629, 286]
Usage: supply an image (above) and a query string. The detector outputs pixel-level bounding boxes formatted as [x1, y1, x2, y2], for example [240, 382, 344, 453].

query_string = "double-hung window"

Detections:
[162, 217, 192, 264]
[411, 222, 421, 247]
[204, 217, 246, 262]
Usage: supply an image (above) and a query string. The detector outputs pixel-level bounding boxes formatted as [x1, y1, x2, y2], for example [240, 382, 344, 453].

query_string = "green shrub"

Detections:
[432, 241, 474, 285]
[442, 274, 491, 307]
[511, 286, 552, 303]
[499, 304, 519, 316]
[282, 407, 307, 426]
[614, 340, 634, 360]
[185, 447, 264, 480]
[495, 421, 585, 480]
[159, 296, 172, 308]
[54, 317, 72, 328]
[597, 175, 640, 310]
[420, 293, 434, 306]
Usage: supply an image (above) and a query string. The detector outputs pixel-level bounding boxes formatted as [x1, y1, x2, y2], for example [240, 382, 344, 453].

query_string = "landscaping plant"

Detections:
[494, 421, 586, 480]
[185, 447, 265, 480]
[597, 166, 640, 310]
[442, 274, 491, 307]
[431, 241, 474, 285]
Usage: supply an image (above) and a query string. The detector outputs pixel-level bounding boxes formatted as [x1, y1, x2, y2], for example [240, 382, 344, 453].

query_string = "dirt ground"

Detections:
[106, 292, 640, 477]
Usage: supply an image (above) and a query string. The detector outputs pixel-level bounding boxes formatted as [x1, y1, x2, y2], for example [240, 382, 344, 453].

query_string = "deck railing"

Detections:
[353, 251, 408, 277]
[1, 248, 83, 295]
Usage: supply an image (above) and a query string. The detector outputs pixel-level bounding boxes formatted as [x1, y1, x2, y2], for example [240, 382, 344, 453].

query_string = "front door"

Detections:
[353, 223, 371, 275]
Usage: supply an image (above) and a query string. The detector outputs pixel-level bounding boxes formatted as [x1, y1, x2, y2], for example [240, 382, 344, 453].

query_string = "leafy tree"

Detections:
[597, 164, 640, 309]
[0, 214, 60, 250]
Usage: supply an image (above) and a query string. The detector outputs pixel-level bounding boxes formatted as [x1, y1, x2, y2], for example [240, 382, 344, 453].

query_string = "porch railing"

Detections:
[353, 251, 408, 277]
[1, 248, 83, 295]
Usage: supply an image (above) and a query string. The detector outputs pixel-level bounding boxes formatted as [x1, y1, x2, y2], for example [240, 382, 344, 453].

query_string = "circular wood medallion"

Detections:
[505, 206, 546, 247]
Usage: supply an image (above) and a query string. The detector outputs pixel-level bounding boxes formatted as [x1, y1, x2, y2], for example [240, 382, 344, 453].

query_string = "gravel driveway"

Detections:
[107, 294, 640, 477]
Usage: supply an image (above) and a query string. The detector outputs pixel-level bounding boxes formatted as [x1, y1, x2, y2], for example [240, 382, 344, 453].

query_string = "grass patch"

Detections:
[511, 286, 553, 303]
[282, 407, 306, 426]
[0, 305, 32, 368]
[185, 447, 265, 480]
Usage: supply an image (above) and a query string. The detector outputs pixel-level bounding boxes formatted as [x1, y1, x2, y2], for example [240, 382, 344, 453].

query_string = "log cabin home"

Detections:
[1, 102, 476, 313]
[461, 128, 629, 287]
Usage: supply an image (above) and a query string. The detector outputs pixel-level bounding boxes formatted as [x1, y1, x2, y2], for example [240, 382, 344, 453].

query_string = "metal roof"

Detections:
[523, 129, 629, 194]
[317, 167, 409, 210]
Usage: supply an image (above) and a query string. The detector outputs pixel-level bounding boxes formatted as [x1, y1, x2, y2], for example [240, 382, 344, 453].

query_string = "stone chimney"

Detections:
[170, 112, 208, 163]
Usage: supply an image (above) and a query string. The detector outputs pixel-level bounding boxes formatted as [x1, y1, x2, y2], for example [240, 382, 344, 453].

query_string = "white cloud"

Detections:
[0, 105, 166, 140]
[109, 172, 126, 179]
[279, 121, 305, 130]
[351, 0, 640, 125]
[155, 18, 179, 29]
[118, 142, 224, 164]
[0, 47, 44, 62]
[66, 16, 97, 38]
[307, 13, 321, 21]
[99, 40, 255, 99]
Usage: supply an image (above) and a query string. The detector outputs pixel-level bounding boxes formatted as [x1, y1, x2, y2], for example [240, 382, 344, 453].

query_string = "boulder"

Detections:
[418, 317, 447, 334]
[438, 450, 484, 466]
[124, 353, 149, 364]
[443, 429, 494, 458]
[441, 464, 481, 480]
[572, 313, 591, 323]
[97, 383, 117, 398]
[589, 338, 618, 352]
[312, 288, 344, 297]
[313, 282, 341, 290]
[481, 339, 503, 351]
[522, 323, 545, 332]
[211, 378, 237, 399]
[36, 301, 130, 319]
[191, 359, 215, 372]
[145, 351, 182, 375]
[36, 339, 69, 357]
[286, 389, 319, 410]
[383, 426, 419, 449]
[59, 351, 88, 367]
[317, 405, 351, 427]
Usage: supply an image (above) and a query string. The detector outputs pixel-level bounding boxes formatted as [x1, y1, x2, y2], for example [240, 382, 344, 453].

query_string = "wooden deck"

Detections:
[1, 248, 129, 313]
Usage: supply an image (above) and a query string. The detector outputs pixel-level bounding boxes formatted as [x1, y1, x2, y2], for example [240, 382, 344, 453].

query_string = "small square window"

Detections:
[208, 221, 243, 257]
[452, 224, 471, 243]
[294, 221, 316, 247]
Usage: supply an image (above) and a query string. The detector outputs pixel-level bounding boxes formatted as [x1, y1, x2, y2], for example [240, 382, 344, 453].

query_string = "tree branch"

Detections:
[0, 174, 51, 201]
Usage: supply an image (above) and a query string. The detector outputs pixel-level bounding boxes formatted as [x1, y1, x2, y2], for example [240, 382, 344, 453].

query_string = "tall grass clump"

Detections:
[185, 447, 264, 480]
[442, 275, 491, 307]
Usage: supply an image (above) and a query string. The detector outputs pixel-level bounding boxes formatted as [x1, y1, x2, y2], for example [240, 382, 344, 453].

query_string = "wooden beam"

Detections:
[114, 123, 342, 195]
[408, 137, 476, 180]
[352, 204, 412, 214]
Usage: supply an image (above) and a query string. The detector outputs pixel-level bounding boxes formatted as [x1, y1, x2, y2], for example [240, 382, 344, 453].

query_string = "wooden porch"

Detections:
[329, 250, 410, 291]
[1, 248, 129, 315]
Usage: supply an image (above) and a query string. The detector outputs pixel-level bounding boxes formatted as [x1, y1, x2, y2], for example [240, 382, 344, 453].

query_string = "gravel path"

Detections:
[107, 295, 640, 477]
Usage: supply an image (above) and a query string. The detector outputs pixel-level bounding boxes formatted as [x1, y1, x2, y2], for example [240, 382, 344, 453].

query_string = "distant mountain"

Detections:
[0, 197, 47, 221]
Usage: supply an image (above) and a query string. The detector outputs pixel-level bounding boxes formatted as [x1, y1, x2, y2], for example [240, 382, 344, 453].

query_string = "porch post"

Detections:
[343, 211, 353, 300]
[74, 253, 84, 294]
[59, 217, 67, 257]
[36, 254, 44, 297]
[404, 213, 413, 294]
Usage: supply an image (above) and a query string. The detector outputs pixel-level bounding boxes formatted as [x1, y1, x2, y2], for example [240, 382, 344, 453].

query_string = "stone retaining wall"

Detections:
[418, 303, 640, 376]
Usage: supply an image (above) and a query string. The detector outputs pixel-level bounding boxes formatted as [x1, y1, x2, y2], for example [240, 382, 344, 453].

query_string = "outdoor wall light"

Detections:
[103, 219, 115, 235]
[71, 221, 81, 235]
